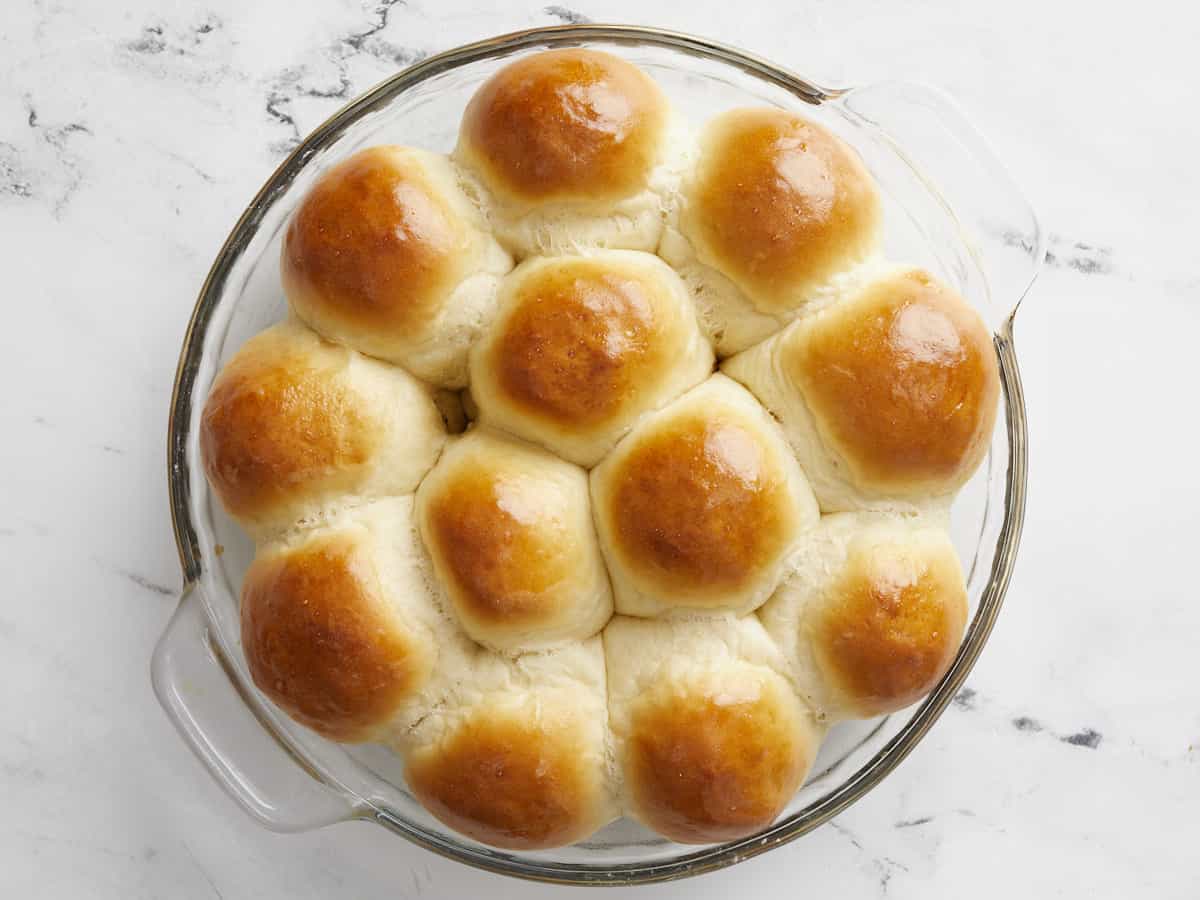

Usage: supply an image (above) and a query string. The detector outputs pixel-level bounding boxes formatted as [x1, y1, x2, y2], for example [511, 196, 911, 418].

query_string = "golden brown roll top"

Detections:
[240, 497, 466, 742]
[415, 428, 612, 652]
[281, 145, 511, 387]
[458, 48, 667, 206]
[660, 107, 881, 355]
[758, 513, 968, 720]
[455, 49, 673, 256]
[591, 375, 818, 617]
[200, 320, 446, 539]
[399, 638, 618, 849]
[469, 251, 714, 465]
[683, 108, 880, 310]
[604, 614, 819, 843]
[723, 267, 999, 510]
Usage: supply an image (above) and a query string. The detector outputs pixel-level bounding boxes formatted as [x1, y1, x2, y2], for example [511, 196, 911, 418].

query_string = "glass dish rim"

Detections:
[164, 22, 1035, 886]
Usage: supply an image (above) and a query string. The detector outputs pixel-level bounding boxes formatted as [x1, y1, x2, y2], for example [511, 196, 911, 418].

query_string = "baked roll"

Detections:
[398, 637, 618, 849]
[200, 320, 446, 539]
[604, 614, 819, 843]
[758, 513, 968, 720]
[469, 250, 713, 466]
[281, 145, 512, 388]
[240, 497, 469, 743]
[455, 48, 676, 257]
[660, 107, 881, 356]
[415, 428, 613, 652]
[723, 267, 999, 511]
[591, 375, 818, 617]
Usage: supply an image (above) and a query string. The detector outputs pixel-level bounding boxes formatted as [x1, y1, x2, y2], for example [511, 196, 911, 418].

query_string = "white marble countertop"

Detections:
[2, 0, 1198, 896]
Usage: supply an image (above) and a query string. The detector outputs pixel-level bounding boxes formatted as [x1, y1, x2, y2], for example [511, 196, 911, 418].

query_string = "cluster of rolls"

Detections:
[201, 48, 999, 850]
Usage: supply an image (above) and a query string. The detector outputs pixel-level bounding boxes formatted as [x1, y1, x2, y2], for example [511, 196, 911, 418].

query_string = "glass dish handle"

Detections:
[839, 80, 1046, 328]
[151, 586, 356, 832]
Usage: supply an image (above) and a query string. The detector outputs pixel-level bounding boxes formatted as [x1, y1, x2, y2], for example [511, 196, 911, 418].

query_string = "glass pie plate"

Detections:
[153, 23, 1044, 886]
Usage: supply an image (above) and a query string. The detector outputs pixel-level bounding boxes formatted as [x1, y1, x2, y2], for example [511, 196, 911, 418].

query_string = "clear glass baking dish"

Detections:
[152, 23, 1043, 886]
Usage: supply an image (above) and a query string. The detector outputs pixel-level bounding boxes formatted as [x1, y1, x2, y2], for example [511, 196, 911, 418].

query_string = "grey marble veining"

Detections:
[1, 1, 1198, 898]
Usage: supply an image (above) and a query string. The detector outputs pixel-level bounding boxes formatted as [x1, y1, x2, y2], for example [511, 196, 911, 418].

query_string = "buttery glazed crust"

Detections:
[281, 146, 510, 387]
[680, 108, 881, 315]
[401, 638, 616, 849]
[788, 269, 999, 494]
[758, 514, 969, 720]
[624, 669, 812, 843]
[241, 526, 432, 742]
[416, 429, 612, 651]
[405, 705, 608, 849]
[470, 251, 713, 465]
[457, 49, 668, 207]
[283, 147, 474, 335]
[201, 333, 371, 522]
[604, 614, 819, 844]
[609, 417, 791, 589]
[724, 267, 999, 508]
[811, 527, 968, 716]
[591, 375, 818, 616]
[199, 320, 445, 537]
[492, 259, 665, 426]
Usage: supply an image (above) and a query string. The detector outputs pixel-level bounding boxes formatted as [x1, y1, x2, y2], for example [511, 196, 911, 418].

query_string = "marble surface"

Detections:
[2, 0, 1198, 896]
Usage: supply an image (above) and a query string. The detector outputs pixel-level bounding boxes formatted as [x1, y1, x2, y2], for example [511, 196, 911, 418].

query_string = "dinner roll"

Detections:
[241, 497, 470, 742]
[281, 145, 512, 388]
[415, 428, 612, 652]
[660, 107, 881, 355]
[605, 614, 819, 843]
[723, 267, 1000, 511]
[591, 375, 818, 617]
[399, 638, 618, 849]
[758, 513, 968, 720]
[200, 320, 445, 539]
[455, 49, 675, 256]
[469, 251, 714, 466]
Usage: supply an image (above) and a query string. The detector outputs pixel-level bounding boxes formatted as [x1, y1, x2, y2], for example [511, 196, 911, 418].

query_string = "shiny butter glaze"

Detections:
[200, 326, 373, 524]
[787, 268, 999, 495]
[683, 108, 880, 313]
[608, 413, 795, 596]
[406, 706, 605, 850]
[241, 534, 432, 742]
[416, 429, 611, 650]
[491, 257, 664, 428]
[422, 464, 575, 627]
[624, 667, 812, 843]
[812, 533, 967, 716]
[281, 146, 474, 334]
[457, 49, 666, 204]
